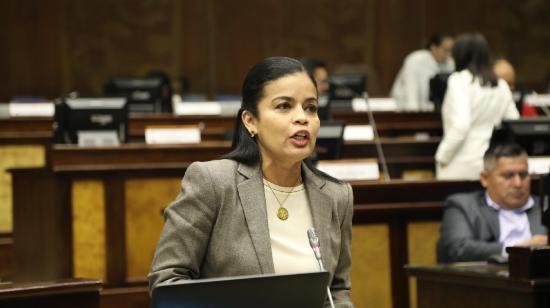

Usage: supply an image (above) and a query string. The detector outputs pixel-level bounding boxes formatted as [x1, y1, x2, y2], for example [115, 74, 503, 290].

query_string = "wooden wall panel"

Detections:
[373, 0, 426, 95]
[179, 1, 210, 95]
[62, 0, 180, 96]
[0, 0, 64, 100]
[1, 1, 549, 102]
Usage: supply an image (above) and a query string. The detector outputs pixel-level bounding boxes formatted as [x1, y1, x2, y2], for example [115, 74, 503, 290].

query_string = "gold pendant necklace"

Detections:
[265, 177, 301, 221]
[277, 207, 289, 220]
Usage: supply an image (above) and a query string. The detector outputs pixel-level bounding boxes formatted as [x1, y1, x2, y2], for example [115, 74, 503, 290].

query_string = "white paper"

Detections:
[343, 125, 374, 141]
[351, 97, 397, 112]
[317, 160, 379, 181]
[145, 127, 201, 144]
[9, 102, 54, 117]
[77, 131, 119, 147]
[174, 101, 222, 115]
[528, 157, 550, 174]
[525, 94, 550, 107]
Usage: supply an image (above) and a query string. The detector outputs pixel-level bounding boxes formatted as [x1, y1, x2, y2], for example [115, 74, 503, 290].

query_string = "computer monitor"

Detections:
[328, 73, 367, 112]
[490, 118, 550, 156]
[312, 121, 346, 162]
[53, 97, 128, 146]
[429, 73, 451, 112]
[317, 93, 330, 121]
[103, 76, 171, 113]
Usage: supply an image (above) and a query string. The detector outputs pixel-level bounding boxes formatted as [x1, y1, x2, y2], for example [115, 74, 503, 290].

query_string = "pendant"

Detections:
[277, 207, 289, 220]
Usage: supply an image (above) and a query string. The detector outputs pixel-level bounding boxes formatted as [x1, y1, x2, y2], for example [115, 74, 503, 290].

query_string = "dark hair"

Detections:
[221, 57, 339, 182]
[221, 57, 308, 163]
[299, 58, 327, 78]
[452, 33, 497, 87]
[483, 143, 527, 171]
[427, 32, 453, 49]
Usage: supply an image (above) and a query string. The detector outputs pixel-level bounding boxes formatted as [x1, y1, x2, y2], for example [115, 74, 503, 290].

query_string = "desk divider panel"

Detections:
[407, 221, 441, 308]
[0, 145, 45, 232]
[72, 180, 106, 281]
[125, 177, 181, 279]
[351, 225, 392, 308]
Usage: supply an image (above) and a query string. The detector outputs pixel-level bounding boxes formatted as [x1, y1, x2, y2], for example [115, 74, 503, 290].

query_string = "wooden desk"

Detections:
[333, 110, 442, 137]
[10, 146, 485, 308]
[0, 278, 101, 308]
[0, 232, 14, 281]
[129, 111, 442, 139]
[0, 116, 52, 147]
[0, 111, 442, 144]
[406, 263, 550, 308]
[48, 139, 438, 179]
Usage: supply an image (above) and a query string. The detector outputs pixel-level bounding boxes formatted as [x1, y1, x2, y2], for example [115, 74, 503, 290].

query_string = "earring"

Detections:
[249, 131, 256, 138]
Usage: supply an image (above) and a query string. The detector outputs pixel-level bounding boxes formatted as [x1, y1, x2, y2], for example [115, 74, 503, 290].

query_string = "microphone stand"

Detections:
[312, 256, 335, 308]
[364, 92, 390, 181]
[308, 229, 335, 308]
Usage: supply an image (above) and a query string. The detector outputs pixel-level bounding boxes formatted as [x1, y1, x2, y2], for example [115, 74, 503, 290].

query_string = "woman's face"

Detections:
[244, 72, 320, 166]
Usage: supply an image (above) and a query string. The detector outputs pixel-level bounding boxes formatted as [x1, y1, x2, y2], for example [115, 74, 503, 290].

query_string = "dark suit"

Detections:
[148, 159, 354, 307]
[437, 190, 546, 263]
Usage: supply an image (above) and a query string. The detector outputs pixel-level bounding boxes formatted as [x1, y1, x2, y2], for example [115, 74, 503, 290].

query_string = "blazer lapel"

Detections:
[478, 192, 500, 240]
[303, 163, 333, 268]
[236, 163, 274, 273]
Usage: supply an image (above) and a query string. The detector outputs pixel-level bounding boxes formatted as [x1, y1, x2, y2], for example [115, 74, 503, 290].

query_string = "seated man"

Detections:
[437, 143, 548, 263]
[391, 32, 455, 111]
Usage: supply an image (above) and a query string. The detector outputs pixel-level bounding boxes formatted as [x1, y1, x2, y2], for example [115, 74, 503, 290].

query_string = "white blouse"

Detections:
[263, 179, 319, 274]
[435, 70, 520, 179]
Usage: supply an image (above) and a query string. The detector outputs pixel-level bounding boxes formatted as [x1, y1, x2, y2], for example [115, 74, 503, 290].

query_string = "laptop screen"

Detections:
[152, 271, 330, 308]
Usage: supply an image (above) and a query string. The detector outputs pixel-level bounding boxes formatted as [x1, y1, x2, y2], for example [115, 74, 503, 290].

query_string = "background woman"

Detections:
[148, 57, 354, 307]
[435, 33, 519, 180]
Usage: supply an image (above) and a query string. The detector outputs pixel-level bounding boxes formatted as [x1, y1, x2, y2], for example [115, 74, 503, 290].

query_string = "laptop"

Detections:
[151, 271, 330, 308]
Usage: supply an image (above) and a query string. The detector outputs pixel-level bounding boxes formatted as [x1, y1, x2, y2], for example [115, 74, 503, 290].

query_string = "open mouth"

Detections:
[291, 131, 309, 140]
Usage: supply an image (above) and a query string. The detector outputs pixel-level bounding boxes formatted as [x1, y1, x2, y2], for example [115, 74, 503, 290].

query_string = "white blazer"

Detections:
[435, 70, 519, 180]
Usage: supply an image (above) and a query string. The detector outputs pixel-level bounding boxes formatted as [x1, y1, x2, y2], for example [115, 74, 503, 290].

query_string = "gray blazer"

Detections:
[148, 159, 354, 307]
[437, 190, 546, 263]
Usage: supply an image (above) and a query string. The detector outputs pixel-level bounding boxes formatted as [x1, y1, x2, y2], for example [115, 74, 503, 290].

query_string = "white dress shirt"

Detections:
[391, 49, 454, 111]
[485, 193, 534, 256]
[435, 70, 520, 180]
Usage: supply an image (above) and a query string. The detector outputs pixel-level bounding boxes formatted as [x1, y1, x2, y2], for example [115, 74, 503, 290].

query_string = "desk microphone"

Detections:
[307, 228, 335, 308]
[364, 92, 390, 181]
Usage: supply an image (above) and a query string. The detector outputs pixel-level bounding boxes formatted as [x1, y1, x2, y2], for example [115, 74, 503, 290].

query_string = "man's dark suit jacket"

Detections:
[437, 190, 547, 263]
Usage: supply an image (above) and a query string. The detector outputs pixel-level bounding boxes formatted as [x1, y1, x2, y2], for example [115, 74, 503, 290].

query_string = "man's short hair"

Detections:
[427, 32, 454, 48]
[483, 143, 527, 172]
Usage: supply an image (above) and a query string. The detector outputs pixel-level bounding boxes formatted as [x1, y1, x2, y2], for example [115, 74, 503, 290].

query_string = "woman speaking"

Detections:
[148, 57, 353, 307]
